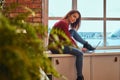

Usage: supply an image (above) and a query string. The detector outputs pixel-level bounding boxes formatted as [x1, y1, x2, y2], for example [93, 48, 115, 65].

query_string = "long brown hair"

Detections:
[63, 10, 81, 30]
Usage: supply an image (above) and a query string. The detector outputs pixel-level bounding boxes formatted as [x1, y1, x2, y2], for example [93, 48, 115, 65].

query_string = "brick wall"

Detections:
[4, 0, 42, 23]
[3, 0, 48, 46]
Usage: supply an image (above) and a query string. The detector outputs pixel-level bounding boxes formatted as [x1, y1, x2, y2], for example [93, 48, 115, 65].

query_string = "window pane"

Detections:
[77, 21, 103, 47]
[49, 0, 72, 17]
[77, 0, 103, 17]
[106, 21, 120, 46]
[48, 20, 58, 33]
[107, 0, 120, 17]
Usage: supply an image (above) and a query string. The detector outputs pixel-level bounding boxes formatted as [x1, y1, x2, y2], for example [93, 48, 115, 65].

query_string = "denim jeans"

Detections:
[63, 46, 83, 76]
[68, 29, 86, 76]
[50, 46, 83, 76]
[50, 29, 85, 77]
[69, 29, 86, 45]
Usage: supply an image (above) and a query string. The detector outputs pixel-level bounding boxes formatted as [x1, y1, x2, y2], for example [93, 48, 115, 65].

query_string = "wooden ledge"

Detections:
[45, 49, 120, 58]
[44, 50, 74, 57]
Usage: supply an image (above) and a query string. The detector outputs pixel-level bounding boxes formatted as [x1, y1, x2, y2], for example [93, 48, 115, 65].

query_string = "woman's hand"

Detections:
[81, 48, 87, 53]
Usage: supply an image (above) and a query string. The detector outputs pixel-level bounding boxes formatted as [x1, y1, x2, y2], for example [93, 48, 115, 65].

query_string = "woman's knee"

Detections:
[70, 50, 83, 56]
[69, 29, 75, 33]
[77, 52, 83, 56]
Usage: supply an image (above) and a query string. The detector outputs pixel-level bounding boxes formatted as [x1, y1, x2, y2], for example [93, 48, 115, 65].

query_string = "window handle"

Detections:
[55, 59, 59, 65]
[114, 57, 118, 62]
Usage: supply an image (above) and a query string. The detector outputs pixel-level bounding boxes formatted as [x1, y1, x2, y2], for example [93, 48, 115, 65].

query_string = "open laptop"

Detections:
[94, 41, 101, 49]
[86, 41, 101, 53]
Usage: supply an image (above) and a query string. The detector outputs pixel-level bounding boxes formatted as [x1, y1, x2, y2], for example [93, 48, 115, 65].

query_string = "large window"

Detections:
[107, 0, 120, 17]
[77, 0, 103, 17]
[43, 0, 120, 49]
[49, 0, 72, 17]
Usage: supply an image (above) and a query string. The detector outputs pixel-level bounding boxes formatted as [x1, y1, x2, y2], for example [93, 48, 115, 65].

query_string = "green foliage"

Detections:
[0, 4, 60, 80]
[48, 28, 72, 53]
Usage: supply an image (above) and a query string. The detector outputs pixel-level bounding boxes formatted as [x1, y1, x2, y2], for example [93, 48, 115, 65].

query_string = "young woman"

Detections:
[48, 10, 95, 80]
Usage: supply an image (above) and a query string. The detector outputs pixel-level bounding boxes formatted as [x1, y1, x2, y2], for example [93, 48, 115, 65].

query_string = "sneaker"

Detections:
[77, 75, 84, 80]
[83, 42, 95, 51]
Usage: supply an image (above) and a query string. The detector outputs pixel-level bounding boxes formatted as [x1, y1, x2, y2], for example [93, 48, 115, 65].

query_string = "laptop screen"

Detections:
[85, 41, 101, 53]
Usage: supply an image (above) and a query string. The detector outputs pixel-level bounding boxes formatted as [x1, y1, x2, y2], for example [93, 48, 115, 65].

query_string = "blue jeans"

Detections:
[50, 29, 85, 77]
[69, 29, 86, 45]
[50, 46, 83, 76]
[63, 46, 83, 76]
[68, 29, 86, 76]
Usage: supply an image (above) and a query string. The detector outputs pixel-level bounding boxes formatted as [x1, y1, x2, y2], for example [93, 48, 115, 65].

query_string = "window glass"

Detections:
[49, 0, 72, 17]
[47, 0, 120, 48]
[76, 21, 103, 47]
[106, 21, 120, 46]
[48, 20, 58, 33]
[77, 0, 103, 17]
[107, 0, 120, 17]
[77, 21, 103, 46]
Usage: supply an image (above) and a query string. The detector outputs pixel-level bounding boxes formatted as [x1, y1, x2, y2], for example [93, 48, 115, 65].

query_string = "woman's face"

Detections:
[68, 12, 79, 23]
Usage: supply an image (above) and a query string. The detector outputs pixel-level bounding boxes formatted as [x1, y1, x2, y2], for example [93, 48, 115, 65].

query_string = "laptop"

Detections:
[94, 41, 101, 49]
[86, 41, 101, 53]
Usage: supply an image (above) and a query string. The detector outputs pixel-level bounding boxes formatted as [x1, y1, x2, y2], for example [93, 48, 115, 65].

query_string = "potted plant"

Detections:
[0, 3, 60, 80]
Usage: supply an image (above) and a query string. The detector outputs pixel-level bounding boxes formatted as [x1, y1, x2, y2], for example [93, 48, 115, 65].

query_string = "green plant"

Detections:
[48, 28, 72, 53]
[0, 3, 60, 80]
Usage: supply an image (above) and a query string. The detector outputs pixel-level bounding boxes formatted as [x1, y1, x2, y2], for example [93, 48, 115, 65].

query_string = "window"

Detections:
[43, 0, 120, 49]
[106, 21, 120, 46]
[49, 0, 72, 17]
[77, 0, 103, 17]
[107, 0, 120, 17]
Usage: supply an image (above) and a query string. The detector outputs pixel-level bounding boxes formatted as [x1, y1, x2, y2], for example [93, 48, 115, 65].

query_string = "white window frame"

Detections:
[42, 0, 120, 49]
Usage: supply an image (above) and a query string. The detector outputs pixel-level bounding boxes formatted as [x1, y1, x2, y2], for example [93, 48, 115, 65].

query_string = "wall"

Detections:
[5, 0, 42, 23]
[4, 0, 48, 46]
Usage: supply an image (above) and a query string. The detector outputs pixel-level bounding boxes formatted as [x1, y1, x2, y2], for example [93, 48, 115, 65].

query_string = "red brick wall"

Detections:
[5, 0, 42, 23]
